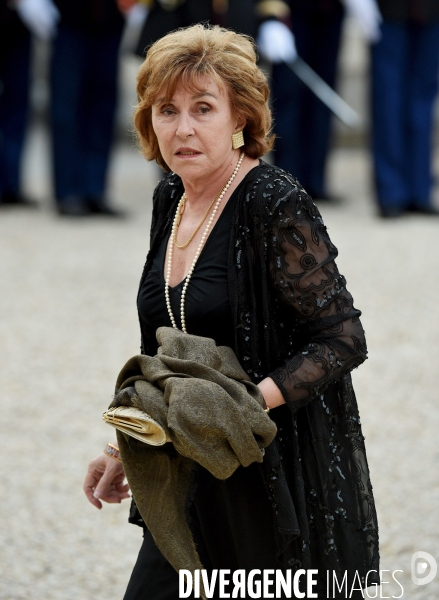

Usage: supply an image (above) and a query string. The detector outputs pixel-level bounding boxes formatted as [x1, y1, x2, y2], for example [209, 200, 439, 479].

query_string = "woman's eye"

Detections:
[160, 107, 175, 116]
[198, 105, 211, 114]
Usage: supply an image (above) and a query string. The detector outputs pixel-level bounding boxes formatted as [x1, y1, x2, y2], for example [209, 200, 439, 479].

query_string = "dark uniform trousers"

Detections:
[271, 1, 344, 199]
[0, 3, 31, 200]
[50, 0, 124, 204]
[371, 0, 439, 209]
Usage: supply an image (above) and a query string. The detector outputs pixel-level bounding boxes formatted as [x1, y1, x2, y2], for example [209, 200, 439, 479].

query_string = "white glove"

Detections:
[120, 2, 149, 53]
[125, 2, 149, 28]
[15, 0, 60, 40]
[257, 20, 297, 64]
[341, 0, 382, 43]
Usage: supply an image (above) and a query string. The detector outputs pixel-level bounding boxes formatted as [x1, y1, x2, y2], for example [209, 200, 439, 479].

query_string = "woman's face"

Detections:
[151, 76, 245, 185]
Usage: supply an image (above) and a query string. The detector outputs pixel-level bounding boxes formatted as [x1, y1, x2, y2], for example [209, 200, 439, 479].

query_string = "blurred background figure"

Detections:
[50, 0, 125, 216]
[0, 0, 58, 208]
[257, 0, 381, 202]
[371, 0, 439, 218]
[126, 0, 258, 56]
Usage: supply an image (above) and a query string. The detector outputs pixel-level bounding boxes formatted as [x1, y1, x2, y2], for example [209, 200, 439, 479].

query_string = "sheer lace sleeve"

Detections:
[267, 184, 367, 409]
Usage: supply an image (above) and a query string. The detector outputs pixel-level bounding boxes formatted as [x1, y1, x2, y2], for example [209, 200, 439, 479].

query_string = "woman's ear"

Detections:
[234, 114, 246, 132]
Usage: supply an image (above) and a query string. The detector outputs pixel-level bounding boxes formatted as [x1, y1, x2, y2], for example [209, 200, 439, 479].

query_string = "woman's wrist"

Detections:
[258, 377, 285, 409]
[103, 442, 122, 462]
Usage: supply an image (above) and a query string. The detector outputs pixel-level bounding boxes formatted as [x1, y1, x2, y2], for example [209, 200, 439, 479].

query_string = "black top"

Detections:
[138, 172, 290, 578]
[138, 185, 236, 347]
[133, 161, 379, 594]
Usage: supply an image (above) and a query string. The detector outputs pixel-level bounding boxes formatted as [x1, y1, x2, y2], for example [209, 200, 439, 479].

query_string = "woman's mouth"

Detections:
[175, 149, 201, 156]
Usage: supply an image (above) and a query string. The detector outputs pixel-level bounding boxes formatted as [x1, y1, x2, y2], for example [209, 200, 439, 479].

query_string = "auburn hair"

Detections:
[133, 23, 274, 171]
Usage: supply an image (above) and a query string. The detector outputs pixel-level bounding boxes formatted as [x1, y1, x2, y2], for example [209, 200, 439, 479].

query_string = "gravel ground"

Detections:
[1, 123, 438, 600]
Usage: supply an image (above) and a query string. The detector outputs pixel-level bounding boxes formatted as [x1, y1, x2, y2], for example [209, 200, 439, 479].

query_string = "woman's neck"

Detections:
[180, 154, 259, 209]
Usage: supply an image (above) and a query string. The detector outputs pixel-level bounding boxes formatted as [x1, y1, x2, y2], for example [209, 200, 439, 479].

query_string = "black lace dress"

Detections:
[127, 161, 379, 598]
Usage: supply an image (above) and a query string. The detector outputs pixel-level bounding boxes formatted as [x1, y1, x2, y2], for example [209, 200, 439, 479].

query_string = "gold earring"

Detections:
[232, 130, 244, 149]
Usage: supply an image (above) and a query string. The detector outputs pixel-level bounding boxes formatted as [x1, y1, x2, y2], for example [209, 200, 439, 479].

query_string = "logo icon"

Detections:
[411, 551, 437, 586]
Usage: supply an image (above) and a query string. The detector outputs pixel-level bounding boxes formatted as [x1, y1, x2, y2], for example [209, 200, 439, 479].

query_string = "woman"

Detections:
[84, 24, 379, 599]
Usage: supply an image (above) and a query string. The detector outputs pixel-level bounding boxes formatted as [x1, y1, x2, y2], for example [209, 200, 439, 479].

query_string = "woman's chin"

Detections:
[169, 156, 208, 179]
[174, 152, 203, 160]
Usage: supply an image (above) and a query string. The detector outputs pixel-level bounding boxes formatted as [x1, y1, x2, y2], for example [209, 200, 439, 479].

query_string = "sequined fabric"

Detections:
[132, 161, 379, 593]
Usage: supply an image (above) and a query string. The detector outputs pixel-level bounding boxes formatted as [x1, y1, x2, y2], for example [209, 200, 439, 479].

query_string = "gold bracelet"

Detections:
[104, 442, 122, 463]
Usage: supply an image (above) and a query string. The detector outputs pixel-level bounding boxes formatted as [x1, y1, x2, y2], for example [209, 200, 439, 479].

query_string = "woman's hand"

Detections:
[83, 451, 130, 509]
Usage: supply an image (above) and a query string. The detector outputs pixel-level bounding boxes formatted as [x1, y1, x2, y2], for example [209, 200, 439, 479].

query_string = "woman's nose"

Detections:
[175, 113, 194, 139]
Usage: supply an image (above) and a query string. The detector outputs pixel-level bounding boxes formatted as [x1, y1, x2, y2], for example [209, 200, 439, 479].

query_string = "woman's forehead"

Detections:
[155, 73, 228, 102]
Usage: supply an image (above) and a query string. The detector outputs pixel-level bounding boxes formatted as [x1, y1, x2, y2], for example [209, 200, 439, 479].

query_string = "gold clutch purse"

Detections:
[102, 406, 170, 446]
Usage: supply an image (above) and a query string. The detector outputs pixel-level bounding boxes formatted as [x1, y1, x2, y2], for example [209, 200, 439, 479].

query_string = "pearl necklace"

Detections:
[165, 152, 245, 333]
